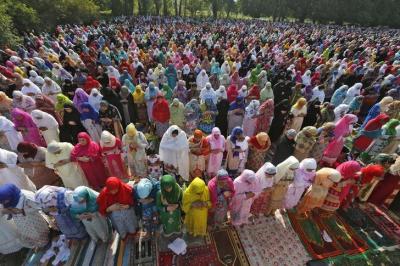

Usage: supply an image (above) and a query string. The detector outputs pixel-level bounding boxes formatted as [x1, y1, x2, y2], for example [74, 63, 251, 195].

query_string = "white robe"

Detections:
[0, 116, 23, 151]
[31, 110, 60, 145]
[0, 215, 23, 254]
[41, 80, 62, 102]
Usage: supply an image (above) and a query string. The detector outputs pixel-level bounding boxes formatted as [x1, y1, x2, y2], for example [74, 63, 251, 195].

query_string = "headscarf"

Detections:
[133, 85, 145, 103]
[330, 85, 348, 107]
[55, 93, 73, 111]
[228, 96, 245, 111]
[182, 177, 209, 214]
[160, 174, 182, 203]
[383, 119, 400, 136]
[100, 130, 117, 148]
[294, 158, 317, 185]
[233, 169, 257, 194]
[245, 100, 260, 118]
[70, 132, 100, 159]
[0, 184, 21, 208]
[70, 186, 99, 215]
[126, 123, 137, 137]
[254, 162, 276, 193]
[184, 99, 201, 121]
[88, 88, 103, 112]
[96, 177, 134, 216]
[73, 88, 89, 113]
[208, 169, 235, 208]
[136, 178, 154, 199]
[334, 114, 358, 138]
[152, 95, 170, 123]
[275, 156, 300, 183]
[17, 142, 38, 159]
[80, 102, 99, 121]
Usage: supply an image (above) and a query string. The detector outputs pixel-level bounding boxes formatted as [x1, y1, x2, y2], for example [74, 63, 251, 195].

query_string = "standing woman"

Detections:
[55, 93, 73, 114]
[310, 123, 336, 163]
[132, 85, 148, 125]
[227, 96, 245, 134]
[198, 98, 218, 134]
[35, 185, 88, 239]
[73, 88, 89, 114]
[293, 126, 318, 161]
[31, 110, 60, 145]
[230, 170, 257, 226]
[215, 98, 229, 136]
[255, 99, 274, 135]
[45, 141, 89, 189]
[206, 127, 225, 177]
[122, 123, 148, 178]
[144, 82, 160, 122]
[59, 103, 87, 144]
[100, 131, 129, 180]
[97, 177, 138, 239]
[287, 98, 307, 132]
[99, 100, 123, 138]
[0, 116, 23, 151]
[169, 98, 185, 129]
[250, 163, 277, 218]
[80, 102, 102, 143]
[88, 89, 103, 112]
[246, 132, 271, 172]
[11, 108, 46, 147]
[70, 186, 110, 243]
[302, 98, 321, 128]
[0, 184, 49, 249]
[225, 127, 249, 177]
[184, 99, 201, 136]
[70, 132, 107, 190]
[35, 94, 62, 125]
[208, 169, 235, 227]
[269, 99, 290, 143]
[156, 175, 183, 237]
[182, 177, 211, 236]
[265, 156, 299, 216]
[152, 94, 170, 138]
[242, 100, 260, 137]
[188, 130, 210, 178]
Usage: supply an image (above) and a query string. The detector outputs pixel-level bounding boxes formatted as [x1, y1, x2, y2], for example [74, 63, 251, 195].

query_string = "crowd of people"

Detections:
[0, 16, 400, 259]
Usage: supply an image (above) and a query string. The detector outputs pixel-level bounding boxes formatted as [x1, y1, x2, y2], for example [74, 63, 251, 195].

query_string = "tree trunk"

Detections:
[211, 0, 218, 18]
[174, 0, 178, 16]
[154, 0, 161, 15]
[163, 0, 169, 16]
[183, 0, 187, 17]
[178, 0, 183, 16]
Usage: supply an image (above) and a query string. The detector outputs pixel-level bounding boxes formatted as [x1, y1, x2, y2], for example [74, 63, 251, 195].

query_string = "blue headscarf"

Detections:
[228, 96, 245, 111]
[348, 95, 363, 113]
[124, 79, 136, 93]
[330, 86, 347, 107]
[361, 103, 380, 129]
[80, 102, 100, 122]
[0, 184, 21, 208]
[230, 127, 243, 144]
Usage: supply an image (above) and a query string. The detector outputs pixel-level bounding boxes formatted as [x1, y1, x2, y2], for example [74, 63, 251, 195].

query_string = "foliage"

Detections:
[0, 4, 21, 48]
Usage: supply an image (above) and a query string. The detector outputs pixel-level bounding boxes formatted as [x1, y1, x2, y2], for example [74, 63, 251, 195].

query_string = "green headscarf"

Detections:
[70, 186, 99, 217]
[55, 93, 73, 111]
[160, 175, 182, 203]
[383, 119, 400, 136]
[162, 84, 173, 101]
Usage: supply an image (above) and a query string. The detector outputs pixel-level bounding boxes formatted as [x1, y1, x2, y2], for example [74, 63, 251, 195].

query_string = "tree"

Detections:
[163, 0, 169, 15]
[154, 0, 162, 15]
[0, 4, 20, 48]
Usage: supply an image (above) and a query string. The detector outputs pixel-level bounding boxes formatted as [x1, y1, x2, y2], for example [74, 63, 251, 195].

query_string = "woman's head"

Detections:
[77, 132, 91, 145]
[105, 177, 122, 195]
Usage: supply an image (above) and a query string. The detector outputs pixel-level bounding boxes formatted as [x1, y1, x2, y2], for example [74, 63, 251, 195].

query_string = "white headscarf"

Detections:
[343, 83, 362, 105]
[41, 77, 61, 101]
[31, 110, 59, 129]
[245, 100, 260, 118]
[255, 162, 276, 193]
[21, 79, 41, 96]
[275, 156, 299, 183]
[88, 89, 103, 112]
[334, 104, 350, 122]
[215, 86, 228, 102]
[100, 130, 116, 148]
[29, 70, 45, 86]
[0, 116, 23, 151]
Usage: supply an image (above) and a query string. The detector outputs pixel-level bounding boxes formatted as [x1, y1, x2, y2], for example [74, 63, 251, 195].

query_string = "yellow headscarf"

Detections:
[126, 123, 137, 137]
[293, 97, 307, 109]
[133, 85, 145, 104]
[182, 177, 210, 214]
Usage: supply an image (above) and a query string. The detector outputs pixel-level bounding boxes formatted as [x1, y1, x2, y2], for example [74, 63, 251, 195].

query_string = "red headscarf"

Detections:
[227, 84, 238, 103]
[248, 85, 260, 99]
[96, 177, 134, 215]
[360, 164, 385, 185]
[336, 160, 361, 203]
[152, 95, 170, 123]
[70, 132, 100, 160]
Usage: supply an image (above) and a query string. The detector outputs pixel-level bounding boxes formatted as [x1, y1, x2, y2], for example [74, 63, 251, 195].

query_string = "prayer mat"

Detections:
[209, 226, 250, 266]
[158, 244, 220, 266]
[116, 235, 156, 266]
[338, 205, 397, 248]
[287, 210, 343, 259]
[359, 203, 400, 244]
[237, 210, 311, 266]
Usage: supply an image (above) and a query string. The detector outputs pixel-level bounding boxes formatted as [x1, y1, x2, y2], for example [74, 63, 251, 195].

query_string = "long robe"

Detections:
[31, 110, 60, 145]
[0, 215, 23, 254]
[100, 136, 129, 180]
[231, 170, 257, 226]
[206, 129, 225, 175]
[122, 131, 148, 178]
[45, 142, 89, 189]
[0, 116, 23, 151]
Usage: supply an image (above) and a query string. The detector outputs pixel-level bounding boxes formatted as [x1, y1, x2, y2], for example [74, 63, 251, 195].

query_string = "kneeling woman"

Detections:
[97, 177, 138, 239]
[35, 185, 88, 240]
[70, 186, 111, 242]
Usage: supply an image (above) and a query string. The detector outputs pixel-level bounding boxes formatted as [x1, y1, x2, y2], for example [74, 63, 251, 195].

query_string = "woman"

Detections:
[144, 82, 160, 122]
[230, 170, 257, 226]
[42, 77, 62, 102]
[272, 129, 297, 165]
[11, 108, 46, 147]
[242, 100, 260, 137]
[70, 186, 110, 242]
[0, 148, 36, 190]
[188, 130, 210, 178]
[348, 95, 364, 115]
[182, 177, 211, 236]
[45, 141, 88, 189]
[255, 99, 274, 135]
[302, 98, 320, 128]
[260, 82, 274, 103]
[198, 98, 218, 134]
[134, 178, 160, 234]
[59, 103, 87, 144]
[152, 94, 170, 138]
[227, 84, 238, 103]
[31, 110, 60, 145]
[296, 168, 342, 214]
[100, 131, 129, 180]
[172, 80, 189, 105]
[216, 98, 230, 137]
[12, 91, 36, 113]
[343, 83, 362, 105]
[0, 184, 49, 248]
[156, 175, 183, 237]
[208, 169, 235, 226]
[361, 96, 393, 129]
[35, 94, 62, 124]
[246, 132, 271, 172]
[353, 113, 390, 153]
[284, 158, 317, 209]
[70, 132, 107, 190]
[293, 126, 318, 161]
[287, 98, 307, 132]
[269, 99, 290, 143]
[184, 99, 201, 135]
[122, 123, 148, 178]
[333, 104, 350, 122]
[88, 89, 103, 112]
[169, 98, 185, 129]
[80, 102, 102, 143]
[35, 185, 88, 239]
[206, 127, 225, 176]
[310, 123, 336, 163]
[0, 116, 23, 151]
[250, 163, 277, 217]
[382, 121, 400, 154]
[225, 127, 249, 177]
[330, 85, 348, 107]
[159, 125, 190, 181]
[227, 96, 245, 135]
[97, 177, 138, 239]
[16, 142, 59, 188]
[316, 103, 335, 127]
[0, 215, 23, 254]
[73, 88, 89, 113]
[265, 156, 299, 215]
[132, 85, 148, 125]
[99, 100, 123, 138]
[0, 91, 13, 118]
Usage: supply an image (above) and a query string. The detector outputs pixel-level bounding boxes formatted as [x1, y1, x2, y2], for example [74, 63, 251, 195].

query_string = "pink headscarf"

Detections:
[70, 132, 101, 159]
[336, 160, 361, 202]
[233, 169, 257, 194]
[334, 114, 358, 138]
[208, 169, 235, 209]
[11, 108, 46, 146]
